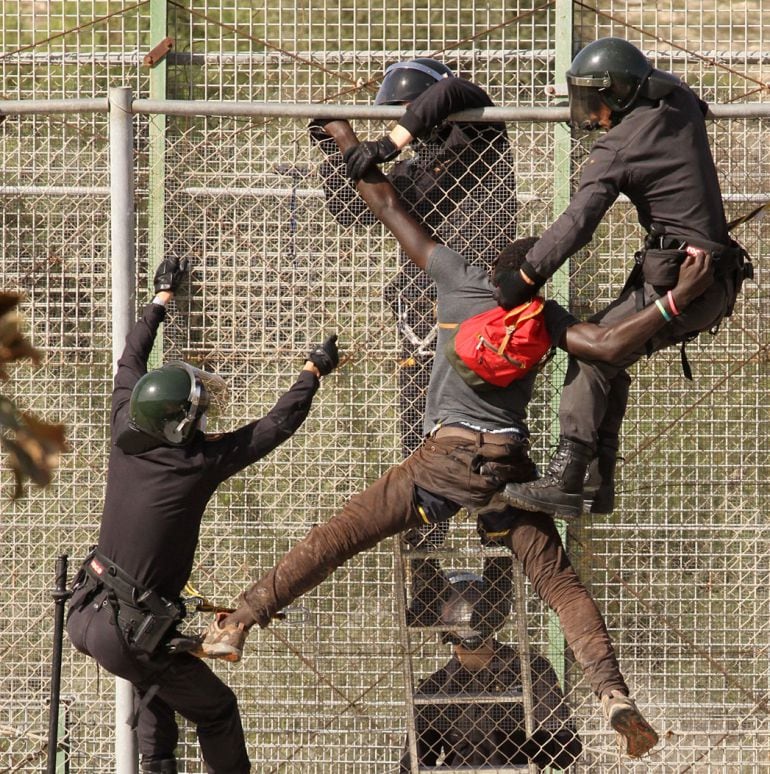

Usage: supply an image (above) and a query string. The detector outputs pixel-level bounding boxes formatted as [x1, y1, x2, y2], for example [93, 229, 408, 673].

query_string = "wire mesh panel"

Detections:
[1, 1, 769, 772]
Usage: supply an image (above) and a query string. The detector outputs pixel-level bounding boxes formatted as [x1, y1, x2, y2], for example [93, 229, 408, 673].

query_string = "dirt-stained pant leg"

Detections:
[242, 461, 423, 626]
[241, 434, 511, 627]
[506, 510, 628, 698]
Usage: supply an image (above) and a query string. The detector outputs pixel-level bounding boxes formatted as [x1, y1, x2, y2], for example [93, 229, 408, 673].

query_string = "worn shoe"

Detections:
[602, 690, 659, 758]
[501, 437, 594, 518]
[194, 612, 247, 662]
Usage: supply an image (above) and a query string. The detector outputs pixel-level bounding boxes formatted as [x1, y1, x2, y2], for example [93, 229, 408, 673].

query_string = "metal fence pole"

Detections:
[109, 85, 139, 774]
[46, 554, 69, 774]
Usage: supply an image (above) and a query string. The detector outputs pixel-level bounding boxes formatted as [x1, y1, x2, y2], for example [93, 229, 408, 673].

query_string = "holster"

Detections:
[713, 239, 753, 318]
[80, 549, 185, 654]
[640, 248, 686, 288]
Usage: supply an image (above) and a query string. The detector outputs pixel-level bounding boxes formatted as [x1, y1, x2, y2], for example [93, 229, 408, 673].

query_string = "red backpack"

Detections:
[444, 297, 553, 391]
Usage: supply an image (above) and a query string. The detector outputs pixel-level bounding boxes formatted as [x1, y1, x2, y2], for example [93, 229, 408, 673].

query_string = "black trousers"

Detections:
[559, 275, 733, 448]
[66, 587, 251, 773]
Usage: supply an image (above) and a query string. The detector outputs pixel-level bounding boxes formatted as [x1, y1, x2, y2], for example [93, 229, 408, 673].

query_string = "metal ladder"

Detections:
[395, 540, 541, 774]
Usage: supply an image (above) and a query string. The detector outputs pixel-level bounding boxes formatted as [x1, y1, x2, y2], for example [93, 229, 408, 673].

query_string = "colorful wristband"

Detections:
[667, 290, 681, 316]
[655, 298, 672, 322]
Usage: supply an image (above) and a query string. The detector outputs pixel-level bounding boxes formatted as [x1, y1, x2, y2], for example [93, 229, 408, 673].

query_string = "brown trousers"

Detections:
[242, 430, 628, 697]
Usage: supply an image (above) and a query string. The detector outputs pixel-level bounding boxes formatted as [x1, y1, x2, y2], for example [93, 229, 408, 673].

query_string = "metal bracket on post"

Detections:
[143, 37, 174, 68]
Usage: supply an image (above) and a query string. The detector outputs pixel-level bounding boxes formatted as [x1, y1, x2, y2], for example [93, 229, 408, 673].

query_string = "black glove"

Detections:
[307, 334, 339, 376]
[492, 262, 544, 310]
[308, 118, 335, 145]
[153, 256, 189, 294]
[343, 137, 399, 179]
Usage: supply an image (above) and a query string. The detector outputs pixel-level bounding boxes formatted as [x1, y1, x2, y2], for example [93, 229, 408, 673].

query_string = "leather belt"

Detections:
[431, 424, 525, 446]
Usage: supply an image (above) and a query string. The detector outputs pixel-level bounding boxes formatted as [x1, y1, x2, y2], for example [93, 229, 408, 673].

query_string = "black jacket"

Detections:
[526, 82, 729, 280]
[400, 642, 582, 771]
[314, 78, 517, 343]
[96, 302, 319, 599]
[316, 77, 516, 267]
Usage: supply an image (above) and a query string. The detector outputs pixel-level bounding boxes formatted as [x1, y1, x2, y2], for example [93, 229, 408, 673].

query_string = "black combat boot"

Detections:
[500, 437, 594, 518]
[583, 436, 620, 515]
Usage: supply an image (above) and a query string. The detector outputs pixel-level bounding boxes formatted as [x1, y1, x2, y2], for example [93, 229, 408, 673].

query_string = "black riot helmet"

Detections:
[374, 58, 454, 105]
[440, 570, 505, 651]
[128, 361, 226, 446]
[566, 37, 653, 130]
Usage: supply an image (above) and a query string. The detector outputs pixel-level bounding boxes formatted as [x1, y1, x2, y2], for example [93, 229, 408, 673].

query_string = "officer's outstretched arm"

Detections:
[561, 253, 713, 361]
[322, 119, 437, 270]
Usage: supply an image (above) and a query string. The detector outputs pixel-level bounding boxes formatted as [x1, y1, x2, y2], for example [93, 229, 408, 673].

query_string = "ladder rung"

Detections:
[418, 767, 531, 772]
[404, 546, 512, 559]
[413, 690, 524, 706]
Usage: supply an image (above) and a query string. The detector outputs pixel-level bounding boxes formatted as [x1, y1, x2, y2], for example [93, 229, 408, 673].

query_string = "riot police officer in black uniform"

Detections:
[66, 257, 339, 773]
[401, 569, 582, 771]
[310, 57, 518, 623]
[497, 37, 751, 519]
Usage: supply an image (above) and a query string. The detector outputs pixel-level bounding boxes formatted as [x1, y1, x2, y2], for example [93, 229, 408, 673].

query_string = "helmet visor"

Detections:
[162, 362, 228, 444]
[567, 82, 608, 131]
[375, 61, 449, 105]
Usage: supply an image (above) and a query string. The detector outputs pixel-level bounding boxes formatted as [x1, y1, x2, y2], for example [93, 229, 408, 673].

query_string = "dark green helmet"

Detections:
[375, 58, 454, 105]
[566, 37, 653, 129]
[129, 361, 225, 446]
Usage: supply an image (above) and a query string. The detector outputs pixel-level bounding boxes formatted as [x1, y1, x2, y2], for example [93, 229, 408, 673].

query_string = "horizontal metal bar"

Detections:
[413, 691, 524, 706]
[132, 100, 573, 122]
[418, 768, 530, 772]
[0, 186, 109, 196]
[0, 98, 107, 115]
[0, 98, 767, 121]
[5, 48, 770, 66]
[134, 99, 770, 121]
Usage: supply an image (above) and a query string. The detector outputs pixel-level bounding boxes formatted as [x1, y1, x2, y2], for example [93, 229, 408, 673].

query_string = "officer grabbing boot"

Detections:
[66, 256, 340, 773]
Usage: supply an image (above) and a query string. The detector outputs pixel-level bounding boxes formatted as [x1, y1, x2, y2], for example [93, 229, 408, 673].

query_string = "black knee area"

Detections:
[141, 757, 177, 774]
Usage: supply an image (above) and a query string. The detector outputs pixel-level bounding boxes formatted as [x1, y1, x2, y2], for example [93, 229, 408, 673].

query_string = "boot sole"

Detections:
[195, 643, 242, 662]
[610, 707, 659, 758]
[501, 487, 584, 519]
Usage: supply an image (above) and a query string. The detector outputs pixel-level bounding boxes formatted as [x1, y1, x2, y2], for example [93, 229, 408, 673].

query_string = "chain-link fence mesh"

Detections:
[1, 1, 768, 772]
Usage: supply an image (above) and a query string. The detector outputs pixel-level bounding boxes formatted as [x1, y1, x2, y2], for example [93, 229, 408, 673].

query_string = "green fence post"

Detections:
[546, 0, 574, 689]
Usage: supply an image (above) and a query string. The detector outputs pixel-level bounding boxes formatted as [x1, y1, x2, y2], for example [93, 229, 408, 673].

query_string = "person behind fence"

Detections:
[309, 59, 518, 622]
[197, 118, 714, 759]
[495, 37, 753, 520]
[65, 256, 340, 774]
[401, 567, 582, 772]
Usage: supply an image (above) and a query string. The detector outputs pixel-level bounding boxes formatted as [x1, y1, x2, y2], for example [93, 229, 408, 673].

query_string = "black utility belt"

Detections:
[83, 550, 185, 654]
[644, 235, 743, 261]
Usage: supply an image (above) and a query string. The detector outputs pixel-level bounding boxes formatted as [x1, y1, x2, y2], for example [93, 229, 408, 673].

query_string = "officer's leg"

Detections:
[502, 291, 644, 518]
[149, 654, 250, 774]
[584, 369, 631, 514]
[135, 691, 178, 773]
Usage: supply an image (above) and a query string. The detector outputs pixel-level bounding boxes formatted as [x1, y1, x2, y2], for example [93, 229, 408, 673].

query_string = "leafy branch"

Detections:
[0, 292, 67, 499]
